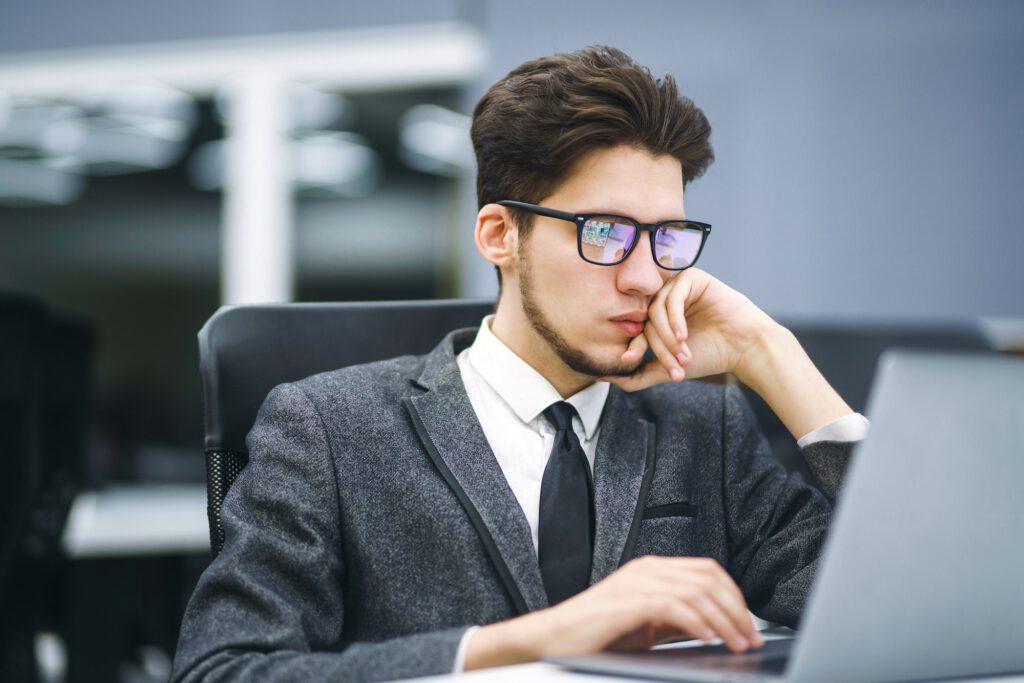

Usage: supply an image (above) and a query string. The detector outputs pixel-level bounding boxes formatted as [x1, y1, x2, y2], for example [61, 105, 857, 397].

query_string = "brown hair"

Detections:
[471, 45, 715, 240]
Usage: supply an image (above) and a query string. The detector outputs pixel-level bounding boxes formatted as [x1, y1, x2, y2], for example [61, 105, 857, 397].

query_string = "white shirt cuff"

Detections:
[452, 625, 481, 673]
[796, 412, 870, 449]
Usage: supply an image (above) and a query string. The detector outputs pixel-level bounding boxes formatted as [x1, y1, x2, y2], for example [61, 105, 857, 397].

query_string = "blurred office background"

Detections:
[1, 1, 1022, 681]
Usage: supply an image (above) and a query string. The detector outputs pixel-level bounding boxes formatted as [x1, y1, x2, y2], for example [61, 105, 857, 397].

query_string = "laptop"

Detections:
[549, 350, 1024, 683]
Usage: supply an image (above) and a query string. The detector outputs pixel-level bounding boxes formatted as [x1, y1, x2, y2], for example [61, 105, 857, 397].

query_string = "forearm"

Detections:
[174, 627, 470, 683]
[735, 323, 853, 440]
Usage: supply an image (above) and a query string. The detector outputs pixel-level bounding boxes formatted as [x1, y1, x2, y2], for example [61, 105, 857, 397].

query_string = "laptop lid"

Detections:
[788, 350, 1024, 683]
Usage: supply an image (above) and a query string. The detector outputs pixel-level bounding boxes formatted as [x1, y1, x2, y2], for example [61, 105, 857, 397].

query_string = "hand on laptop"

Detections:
[465, 555, 764, 671]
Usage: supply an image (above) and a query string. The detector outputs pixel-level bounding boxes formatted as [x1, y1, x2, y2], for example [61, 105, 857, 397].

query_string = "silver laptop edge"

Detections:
[786, 350, 1024, 683]
[553, 350, 1024, 683]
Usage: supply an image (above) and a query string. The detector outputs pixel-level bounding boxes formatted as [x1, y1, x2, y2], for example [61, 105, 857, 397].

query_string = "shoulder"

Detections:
[286, 354, 423, 410]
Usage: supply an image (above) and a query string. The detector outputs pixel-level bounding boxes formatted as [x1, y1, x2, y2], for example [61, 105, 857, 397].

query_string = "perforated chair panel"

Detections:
[198, 299, 495, 557]
[205, 450, 250, 554]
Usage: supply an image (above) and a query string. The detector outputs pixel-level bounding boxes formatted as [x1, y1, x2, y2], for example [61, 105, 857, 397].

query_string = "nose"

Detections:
[615, 232, 666, 297]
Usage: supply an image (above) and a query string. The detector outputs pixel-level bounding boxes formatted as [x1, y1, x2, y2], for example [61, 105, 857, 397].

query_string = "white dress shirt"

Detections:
[450, 316, 868, 671]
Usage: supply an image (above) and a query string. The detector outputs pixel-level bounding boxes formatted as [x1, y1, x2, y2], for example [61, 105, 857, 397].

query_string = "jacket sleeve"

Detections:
[171, 383, 470, 683]
[719, 385, 854, 627]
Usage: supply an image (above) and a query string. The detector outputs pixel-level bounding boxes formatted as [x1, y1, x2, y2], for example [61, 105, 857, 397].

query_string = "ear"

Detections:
[474, 203, 519, 270]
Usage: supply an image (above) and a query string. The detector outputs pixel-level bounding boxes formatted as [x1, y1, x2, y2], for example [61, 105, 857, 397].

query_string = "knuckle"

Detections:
[699, 557, 720, 570]
[631, 555, 655, 570]
[677, 584, 700, 603]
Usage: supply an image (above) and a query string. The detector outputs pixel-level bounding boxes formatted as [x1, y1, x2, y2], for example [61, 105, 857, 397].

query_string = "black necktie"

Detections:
[538, 401, 594, 605]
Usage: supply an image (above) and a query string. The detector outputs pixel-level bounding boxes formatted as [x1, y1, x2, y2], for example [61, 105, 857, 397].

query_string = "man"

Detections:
[172, 46, 866, 682]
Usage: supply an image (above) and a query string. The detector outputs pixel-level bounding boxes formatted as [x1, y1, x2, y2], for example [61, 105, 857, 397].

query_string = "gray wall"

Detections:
[462, 0, 1024, 319]
[4, 0, 1022, 319]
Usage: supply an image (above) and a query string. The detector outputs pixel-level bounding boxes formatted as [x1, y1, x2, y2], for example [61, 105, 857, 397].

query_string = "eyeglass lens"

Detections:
[580, 216, 703, 269]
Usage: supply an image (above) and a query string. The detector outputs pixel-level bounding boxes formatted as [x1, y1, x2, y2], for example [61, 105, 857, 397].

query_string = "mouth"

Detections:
[610, 312, 647, 337]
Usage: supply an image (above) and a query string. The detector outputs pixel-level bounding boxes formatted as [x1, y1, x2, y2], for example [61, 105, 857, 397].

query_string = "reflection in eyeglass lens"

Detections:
[581, 219, 612, 246]
[582, 218, 634, 264]
[655, 225, 703, 269]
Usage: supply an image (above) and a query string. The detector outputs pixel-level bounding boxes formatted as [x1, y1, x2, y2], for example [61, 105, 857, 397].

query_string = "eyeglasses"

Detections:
[497, 200, 711, 271]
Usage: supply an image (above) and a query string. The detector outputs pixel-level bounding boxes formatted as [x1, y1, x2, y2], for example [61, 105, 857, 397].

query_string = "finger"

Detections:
[676, 587, 749, 653]
[600, 359, 671, 392]
[621, 330, 649, 365]
[689, 559, 750, 621]
[675, 559, 756, 641]
[655, 599, 717, 645]
[646, 285, 681, 358]
[650, 563, 754, 650]
[665, 272, 693, 343]
[644, 321, 685, 383]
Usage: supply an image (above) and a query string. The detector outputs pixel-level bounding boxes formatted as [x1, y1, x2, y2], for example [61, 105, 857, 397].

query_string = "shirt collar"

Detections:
[467, 315, 609, 439]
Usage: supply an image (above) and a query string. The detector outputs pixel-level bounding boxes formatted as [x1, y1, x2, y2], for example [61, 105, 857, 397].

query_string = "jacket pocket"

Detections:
[642, 501, 699, 519]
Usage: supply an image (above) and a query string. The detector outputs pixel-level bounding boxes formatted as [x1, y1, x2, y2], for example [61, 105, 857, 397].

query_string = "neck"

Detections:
[490, 296, 595, 399]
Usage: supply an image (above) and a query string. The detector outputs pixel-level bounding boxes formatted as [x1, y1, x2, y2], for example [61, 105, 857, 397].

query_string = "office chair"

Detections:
[198, 299, 495, 557]
[741, 319, 992, 480]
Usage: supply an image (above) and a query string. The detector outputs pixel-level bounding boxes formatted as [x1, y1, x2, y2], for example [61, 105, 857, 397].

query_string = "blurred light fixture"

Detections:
[188, 131, 381, 198]
[0, 83, 198, 205]
[81, 81, 198, 129]
[0, 91, 11, 130]
[41, 113, 191, 175]
[398, 104, 473, 176]
[214, 82, 354, 130]
[0, 157, 85, 206]
[0, 97, 80, 149]
[41, 81, 198, 175]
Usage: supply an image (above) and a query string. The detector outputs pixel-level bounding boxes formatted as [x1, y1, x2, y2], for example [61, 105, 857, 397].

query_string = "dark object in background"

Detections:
[1, 292, 95, 683]
[0, 293, 47, 683]
[741, 319, 992, 482]
[197, 299, 495, 557]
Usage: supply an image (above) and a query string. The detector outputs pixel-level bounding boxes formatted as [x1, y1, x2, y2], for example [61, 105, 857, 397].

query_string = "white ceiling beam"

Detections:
[0, 22, 486, 97]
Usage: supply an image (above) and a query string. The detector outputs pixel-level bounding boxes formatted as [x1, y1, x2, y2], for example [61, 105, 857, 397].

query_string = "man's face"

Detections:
[512, 145, 685, 378]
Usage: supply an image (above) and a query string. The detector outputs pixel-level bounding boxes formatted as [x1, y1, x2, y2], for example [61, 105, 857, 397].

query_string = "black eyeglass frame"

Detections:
[497, 200, 711, 271]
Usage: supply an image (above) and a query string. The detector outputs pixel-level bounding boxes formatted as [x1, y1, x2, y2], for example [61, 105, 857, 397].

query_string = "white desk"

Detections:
[61, 483, 209, 558]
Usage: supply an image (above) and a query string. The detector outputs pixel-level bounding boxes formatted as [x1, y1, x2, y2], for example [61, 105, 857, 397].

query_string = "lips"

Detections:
[610, 312, 647, 337]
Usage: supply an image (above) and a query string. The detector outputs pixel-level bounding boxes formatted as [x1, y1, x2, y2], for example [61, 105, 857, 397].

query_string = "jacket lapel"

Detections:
[403, 330, 549, 614]
[589, 388, 656, 584]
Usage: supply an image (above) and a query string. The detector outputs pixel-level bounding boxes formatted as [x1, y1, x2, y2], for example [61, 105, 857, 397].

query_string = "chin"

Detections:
[560, 343, 643, 378]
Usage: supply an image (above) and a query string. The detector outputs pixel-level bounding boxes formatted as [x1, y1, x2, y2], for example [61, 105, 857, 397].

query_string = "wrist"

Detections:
[464, 611, 551, 671]
[733, 323, 853, 440]
[732, 320, 791, 395]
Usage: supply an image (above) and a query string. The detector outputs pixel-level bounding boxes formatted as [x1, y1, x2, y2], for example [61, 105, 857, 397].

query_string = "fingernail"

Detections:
[670, 368, 684, 382]
[675, 329, 685, 342]
[752, 632, 765, 647]
[676, 352, 688, 365]
[681, 342, 691, 358]
[733, 636, 748, 651]
[702, 630, 715, 642]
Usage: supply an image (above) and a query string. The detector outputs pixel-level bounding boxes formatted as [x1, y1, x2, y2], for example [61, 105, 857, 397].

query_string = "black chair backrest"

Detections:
[197, 299, 495, 556]
[741, 319, 992, 479]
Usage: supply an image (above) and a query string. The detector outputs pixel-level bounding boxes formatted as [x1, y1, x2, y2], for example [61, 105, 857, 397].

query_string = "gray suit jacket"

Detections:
[172, 329, 851, 682]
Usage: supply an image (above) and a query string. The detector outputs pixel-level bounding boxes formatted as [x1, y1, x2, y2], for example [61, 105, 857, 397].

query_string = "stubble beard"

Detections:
[518, 256, 644, 379]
